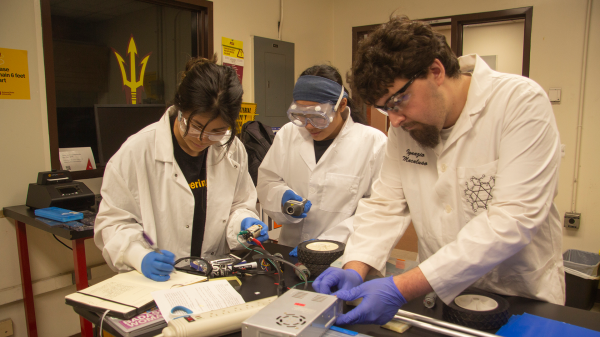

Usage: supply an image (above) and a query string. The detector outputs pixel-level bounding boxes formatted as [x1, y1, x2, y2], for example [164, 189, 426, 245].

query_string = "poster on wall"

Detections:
[222, 37, 244, 83]
[0, 48, 30, 100]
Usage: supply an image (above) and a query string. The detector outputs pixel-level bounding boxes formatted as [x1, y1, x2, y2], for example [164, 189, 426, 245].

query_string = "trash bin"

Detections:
[563, 249, 600, 310]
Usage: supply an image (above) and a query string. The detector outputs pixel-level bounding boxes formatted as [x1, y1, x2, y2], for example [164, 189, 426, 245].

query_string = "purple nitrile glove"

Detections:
[312, 267, 363, 295]
[334, 276, 407, 326]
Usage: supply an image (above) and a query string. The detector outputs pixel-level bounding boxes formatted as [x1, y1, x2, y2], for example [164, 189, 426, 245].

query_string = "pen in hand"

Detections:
[142, 232, 177, 274]
[142, 232, 163, 255]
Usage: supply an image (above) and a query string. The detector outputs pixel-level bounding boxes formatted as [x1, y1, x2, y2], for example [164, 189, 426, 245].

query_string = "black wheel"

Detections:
[303, 263, 331, 278]
[297, 240, 345, 266]
[442, 288, 510, 330]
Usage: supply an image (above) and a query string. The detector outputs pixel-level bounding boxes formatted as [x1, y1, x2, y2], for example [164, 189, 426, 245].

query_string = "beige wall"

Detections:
[0, 0, 598, 335]
[463, 21, 525, 75]
[213, 0, 335, 103]
[332, 0, 600, 254]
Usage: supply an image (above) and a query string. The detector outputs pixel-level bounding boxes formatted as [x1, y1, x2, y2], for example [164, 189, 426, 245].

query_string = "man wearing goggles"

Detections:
[257, 65, 387, 253]
[313, 16, 564, 327]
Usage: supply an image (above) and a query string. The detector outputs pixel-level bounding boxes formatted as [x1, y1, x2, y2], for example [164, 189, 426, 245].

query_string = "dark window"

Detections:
[41, 0, 213, 179]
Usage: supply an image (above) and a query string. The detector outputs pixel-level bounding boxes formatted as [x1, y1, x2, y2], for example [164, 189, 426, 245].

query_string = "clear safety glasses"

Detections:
[374, 71, 423, 116]
[287, 83, 345, 129]
[178, 111, 231, 142]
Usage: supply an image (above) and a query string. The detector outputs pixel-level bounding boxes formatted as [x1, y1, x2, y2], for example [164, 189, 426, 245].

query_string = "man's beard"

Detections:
[403, 122, 440, 148]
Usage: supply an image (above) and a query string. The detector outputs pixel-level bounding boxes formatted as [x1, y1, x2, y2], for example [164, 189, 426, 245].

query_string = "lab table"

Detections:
[4, 205, 95, 337]
[73, 242, 600, 337]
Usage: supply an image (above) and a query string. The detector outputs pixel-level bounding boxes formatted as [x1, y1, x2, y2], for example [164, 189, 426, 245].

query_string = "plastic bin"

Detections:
[563, 249, 600, 310]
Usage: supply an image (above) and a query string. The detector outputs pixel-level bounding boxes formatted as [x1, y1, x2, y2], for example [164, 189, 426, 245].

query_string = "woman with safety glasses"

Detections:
[95, 57, 268, 281]
[256, 65, 387, 253]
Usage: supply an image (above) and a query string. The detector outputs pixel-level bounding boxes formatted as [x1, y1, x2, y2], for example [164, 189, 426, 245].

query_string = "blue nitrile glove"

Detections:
[289, 238, 317, 257]
[281, 190, 312, 218]
[141, 250, 176, 282]
[241, 217, 269, 243]
[335, 276, 407, 326]
[312, 267, 363, 295]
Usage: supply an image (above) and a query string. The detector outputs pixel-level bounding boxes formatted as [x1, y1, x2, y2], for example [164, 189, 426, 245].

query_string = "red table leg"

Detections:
[73, 238, 93, 337]
[15, 220, 38, 337]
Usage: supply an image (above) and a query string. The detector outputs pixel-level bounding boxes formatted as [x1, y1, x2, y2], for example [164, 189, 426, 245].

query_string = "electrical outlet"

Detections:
[564, 212, 581, 229]
[0, 319, 13, 337]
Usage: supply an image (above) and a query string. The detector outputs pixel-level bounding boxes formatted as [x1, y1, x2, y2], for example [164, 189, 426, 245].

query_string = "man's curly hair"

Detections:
[349, 16, 460, 106]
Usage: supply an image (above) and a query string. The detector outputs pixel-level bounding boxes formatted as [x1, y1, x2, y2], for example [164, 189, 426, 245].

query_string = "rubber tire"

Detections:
[303, 263, 331, 278]
[442, 288, 510, 330]
[297, 240, 345, 266]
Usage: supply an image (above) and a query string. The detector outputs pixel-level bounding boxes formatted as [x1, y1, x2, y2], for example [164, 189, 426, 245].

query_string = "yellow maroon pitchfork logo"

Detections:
[111, 35, 151, 104]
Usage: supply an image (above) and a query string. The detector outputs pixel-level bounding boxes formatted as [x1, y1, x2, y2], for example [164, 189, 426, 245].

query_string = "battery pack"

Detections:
[242, 290, 342, 337]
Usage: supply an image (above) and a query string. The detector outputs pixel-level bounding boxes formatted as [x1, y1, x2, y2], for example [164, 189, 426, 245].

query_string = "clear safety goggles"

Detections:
[287, 84, 345, 129]
[374, 71, 422, 116]
[178, 111, 231, 141]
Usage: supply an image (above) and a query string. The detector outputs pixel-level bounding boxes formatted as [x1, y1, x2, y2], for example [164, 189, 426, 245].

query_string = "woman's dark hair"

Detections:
[349, 15, 460, 106]
[299, 64, 366, 125]
[173, 55, 243, 150]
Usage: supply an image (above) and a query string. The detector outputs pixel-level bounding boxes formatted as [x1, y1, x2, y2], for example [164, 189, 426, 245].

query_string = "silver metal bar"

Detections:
[396, 309, 497, 337]
[393, 315, 475, 337]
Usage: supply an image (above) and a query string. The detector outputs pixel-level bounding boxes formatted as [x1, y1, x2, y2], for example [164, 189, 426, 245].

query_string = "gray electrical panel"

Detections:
[254, 36, 295, 128]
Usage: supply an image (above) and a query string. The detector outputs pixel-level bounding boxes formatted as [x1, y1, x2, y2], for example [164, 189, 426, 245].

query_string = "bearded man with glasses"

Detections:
[313, 16, 564, 326]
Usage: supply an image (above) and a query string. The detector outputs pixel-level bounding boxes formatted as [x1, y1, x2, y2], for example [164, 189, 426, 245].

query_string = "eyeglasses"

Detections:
[374, 71, 423, 116]
[178, 111, 231, 141]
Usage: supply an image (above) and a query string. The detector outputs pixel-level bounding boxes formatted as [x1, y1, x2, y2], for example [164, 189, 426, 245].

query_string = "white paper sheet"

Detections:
[151, 279, 245, 323]
[59, 147, 96, 171]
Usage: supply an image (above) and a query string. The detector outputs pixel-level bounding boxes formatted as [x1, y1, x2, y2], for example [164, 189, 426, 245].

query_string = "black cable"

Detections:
[53, 234, 72, 251]
[252, 254, 309, 290]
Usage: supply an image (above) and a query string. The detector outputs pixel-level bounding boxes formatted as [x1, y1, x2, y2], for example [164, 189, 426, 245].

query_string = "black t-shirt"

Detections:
[170, 116, 207, 258]
[314, 138, 335, 163]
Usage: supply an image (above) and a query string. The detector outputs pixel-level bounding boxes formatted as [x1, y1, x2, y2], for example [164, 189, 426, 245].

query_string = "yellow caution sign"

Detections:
[0, 48, 30, 100]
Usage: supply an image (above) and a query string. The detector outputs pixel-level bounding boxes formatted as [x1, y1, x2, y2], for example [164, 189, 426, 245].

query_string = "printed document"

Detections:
[152, 279, 245, 322]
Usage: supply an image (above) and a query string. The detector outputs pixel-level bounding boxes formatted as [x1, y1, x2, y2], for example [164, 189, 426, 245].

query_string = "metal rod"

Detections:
[396, 310, 497, 337]
[393, 315, 475, 337]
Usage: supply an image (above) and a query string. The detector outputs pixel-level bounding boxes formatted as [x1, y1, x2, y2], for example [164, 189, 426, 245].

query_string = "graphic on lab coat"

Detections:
[257, 116, 387, 246]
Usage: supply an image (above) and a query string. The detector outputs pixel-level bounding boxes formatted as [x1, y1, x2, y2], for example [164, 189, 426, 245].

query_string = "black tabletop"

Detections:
[73, 242, 600, 337]
[4, 205, 94, 240]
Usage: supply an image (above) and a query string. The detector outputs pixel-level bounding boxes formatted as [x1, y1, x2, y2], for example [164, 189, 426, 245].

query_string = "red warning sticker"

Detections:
[294, 303, 305, 306]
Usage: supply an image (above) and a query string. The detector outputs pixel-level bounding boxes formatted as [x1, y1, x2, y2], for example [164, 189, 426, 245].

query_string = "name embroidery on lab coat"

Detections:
[464, 174, 495, 212]
[403, 149, 428, 166]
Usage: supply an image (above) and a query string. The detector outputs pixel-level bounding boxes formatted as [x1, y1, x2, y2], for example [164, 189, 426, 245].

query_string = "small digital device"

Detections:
[242, 289, 342, 337]
[26, 171, 95, 210]
[282, 199, 308, 217]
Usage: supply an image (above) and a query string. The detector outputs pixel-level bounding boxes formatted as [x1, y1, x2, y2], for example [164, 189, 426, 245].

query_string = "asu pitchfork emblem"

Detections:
[112, 35, 151, 104]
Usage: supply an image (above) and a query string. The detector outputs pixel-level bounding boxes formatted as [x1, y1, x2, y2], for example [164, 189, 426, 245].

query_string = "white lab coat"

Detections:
[257, 115, 387, 246]
[95, 106, 260, 273]
[343, 55, 565, 305]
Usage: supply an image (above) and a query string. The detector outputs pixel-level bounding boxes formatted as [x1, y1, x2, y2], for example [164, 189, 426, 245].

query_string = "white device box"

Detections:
[242, 290, 342, 337]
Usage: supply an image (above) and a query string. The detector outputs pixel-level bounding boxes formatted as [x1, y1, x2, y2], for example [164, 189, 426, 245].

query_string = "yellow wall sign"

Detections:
[0, 48, 30, 100]
[222, 37, 244, 83]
